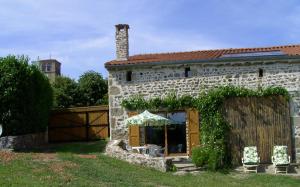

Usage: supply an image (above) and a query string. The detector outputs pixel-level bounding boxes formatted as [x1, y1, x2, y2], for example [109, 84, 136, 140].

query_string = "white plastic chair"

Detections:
[241, 146, 260, 173]
[271, 145, 290, 174]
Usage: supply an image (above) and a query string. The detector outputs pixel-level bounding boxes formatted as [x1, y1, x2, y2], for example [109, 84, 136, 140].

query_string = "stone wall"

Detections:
[0, 132, 47, 150]
[105, 140, 172, 172]
[108, 59, 300, 162]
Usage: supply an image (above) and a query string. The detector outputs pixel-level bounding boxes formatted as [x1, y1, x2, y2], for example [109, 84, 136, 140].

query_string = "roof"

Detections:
[105, 44, 300, 67]
[38, 59, 61, 65]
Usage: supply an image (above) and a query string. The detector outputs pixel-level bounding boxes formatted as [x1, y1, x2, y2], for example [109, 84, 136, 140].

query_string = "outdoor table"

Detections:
[132, 146, 149, 154]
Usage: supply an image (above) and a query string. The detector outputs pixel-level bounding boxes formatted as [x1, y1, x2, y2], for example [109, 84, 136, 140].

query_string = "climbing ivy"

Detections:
[121, 92, 197, 112]
[121, 86, 289, 170]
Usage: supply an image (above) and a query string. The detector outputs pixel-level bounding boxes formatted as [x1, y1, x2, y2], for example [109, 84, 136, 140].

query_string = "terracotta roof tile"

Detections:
[105, 44, 300, 67]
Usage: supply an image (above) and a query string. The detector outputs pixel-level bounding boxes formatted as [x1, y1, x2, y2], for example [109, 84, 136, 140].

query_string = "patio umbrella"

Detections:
[125, 110, 178, 126]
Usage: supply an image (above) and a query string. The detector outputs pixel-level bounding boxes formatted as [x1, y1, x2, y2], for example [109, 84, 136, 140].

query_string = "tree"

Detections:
[52, 76, 78, 108]
[0, 55, 53, 136]
[78, 71, 108, 106]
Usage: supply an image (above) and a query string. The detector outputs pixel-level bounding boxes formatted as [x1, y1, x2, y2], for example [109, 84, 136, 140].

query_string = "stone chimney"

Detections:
[115, 24, 129, 61]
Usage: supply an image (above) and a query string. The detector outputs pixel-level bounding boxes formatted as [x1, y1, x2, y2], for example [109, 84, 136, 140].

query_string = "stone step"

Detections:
[177, 166, 200, 172]
[171, 157, 190, 162]
[174, 163, 195, 169]
[172, 159, 192, 164]
[174, 170, 201, 175]
[173, 161, 201, 173]
[170, 157, 202, 174]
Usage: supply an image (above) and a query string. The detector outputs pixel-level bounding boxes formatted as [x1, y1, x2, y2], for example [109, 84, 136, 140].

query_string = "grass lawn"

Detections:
[0, 141, 299, 187]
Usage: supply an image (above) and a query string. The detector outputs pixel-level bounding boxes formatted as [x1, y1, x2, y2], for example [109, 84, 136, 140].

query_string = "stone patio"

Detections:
[105, 140, 172, 172]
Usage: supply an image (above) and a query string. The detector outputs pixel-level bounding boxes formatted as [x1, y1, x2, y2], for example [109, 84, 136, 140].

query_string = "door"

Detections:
[187, 109, 200, 156]
[128, 112, 140, 146]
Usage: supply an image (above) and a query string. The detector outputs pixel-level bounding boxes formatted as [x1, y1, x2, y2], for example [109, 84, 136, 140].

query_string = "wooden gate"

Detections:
[48, 106, 109, 142]
[223, 96, 292, 165]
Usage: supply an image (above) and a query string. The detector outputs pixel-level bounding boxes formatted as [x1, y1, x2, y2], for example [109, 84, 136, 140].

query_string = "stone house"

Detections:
[36, 59, 61, 83]
[105, 24, 300, 162]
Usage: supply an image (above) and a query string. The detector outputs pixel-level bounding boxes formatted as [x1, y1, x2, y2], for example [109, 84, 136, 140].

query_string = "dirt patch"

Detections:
[49, 161, 78, 174]
[0, 151, 18, 163]
[77, 154, 97, 159]
[32, 153, 58, 162]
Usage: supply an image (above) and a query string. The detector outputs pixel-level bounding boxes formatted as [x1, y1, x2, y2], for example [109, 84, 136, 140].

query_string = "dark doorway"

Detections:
[167, 112, 187, 154]
[167, 124, 186, 154]
[145, 126, 165, 147]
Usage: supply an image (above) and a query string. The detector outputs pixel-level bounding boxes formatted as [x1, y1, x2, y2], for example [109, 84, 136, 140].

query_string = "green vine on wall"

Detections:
[121, 86, 289, 171]
[121, 92, 196, 112]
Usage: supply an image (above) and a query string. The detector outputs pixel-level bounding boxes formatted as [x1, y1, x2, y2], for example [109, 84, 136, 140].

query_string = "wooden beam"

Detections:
[164, 125, 168, 156]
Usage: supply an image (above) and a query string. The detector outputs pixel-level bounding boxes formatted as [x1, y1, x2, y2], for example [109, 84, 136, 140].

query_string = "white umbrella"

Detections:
[125, 110, 179, 126]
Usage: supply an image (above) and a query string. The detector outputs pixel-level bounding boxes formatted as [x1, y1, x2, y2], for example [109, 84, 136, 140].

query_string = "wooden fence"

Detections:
[222, 96, 292, 165]
[48, 106, 109, 142]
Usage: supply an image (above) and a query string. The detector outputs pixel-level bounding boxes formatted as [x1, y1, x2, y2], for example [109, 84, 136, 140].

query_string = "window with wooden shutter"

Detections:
[128, 112, 140, 146]
[187, 108, 200, 155]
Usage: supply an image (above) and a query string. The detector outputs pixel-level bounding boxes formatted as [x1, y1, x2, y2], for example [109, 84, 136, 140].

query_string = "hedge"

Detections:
[0, 55, 53, 136]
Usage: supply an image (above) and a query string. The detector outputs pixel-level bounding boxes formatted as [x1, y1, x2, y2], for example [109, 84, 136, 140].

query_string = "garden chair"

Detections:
[146, 144, 164, 157]
[271, 145, 290, 174]
[242, 146, 260, 173]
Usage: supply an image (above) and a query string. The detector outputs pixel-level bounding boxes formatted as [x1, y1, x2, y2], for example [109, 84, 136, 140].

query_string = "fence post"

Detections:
[86, 112, 89, 141]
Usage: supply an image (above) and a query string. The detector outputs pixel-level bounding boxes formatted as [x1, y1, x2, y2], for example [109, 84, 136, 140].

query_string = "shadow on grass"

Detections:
[16, 140, 107, 154]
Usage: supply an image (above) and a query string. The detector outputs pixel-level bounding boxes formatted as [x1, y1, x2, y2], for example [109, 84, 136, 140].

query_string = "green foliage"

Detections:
[0, 55, 53, 136]
[192, 145, 226, 171]
[52, 71, 108, 108]
[78, 71, 108, 106]
[168, 163, 177, 172]
[121, 93, 197, 111]
[52, 76, 78, 108]
[121, 95, 148, 111]
[192, 146, 210, 167]
[148, 97, 162, 111]
[121, 86, 289, 112]
[161, 92, 179, 111]
[121, 85, 289, 171]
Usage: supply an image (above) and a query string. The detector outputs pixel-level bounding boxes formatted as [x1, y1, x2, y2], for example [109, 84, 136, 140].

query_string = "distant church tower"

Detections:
[37, 59, 61, 83]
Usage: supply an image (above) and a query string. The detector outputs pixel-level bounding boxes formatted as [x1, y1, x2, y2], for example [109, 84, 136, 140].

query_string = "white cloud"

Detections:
[1, 0, 299, 79]
[132, 31, 231, 55]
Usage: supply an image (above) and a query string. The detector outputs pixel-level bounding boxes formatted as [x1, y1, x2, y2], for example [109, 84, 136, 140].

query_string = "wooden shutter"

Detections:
[128, 112, 140, 146]
[187, 108, 200, 155]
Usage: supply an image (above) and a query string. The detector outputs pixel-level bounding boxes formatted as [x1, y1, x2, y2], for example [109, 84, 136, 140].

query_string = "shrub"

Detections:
[78, 71, 108, 106]
[52, 71, 108, 108]
[0, 55, 53, 136]
[207, 145, 225, 171]
[191, 146, 209, 167]
[52, 76, 78, 108]
[192, 145, 227, 171]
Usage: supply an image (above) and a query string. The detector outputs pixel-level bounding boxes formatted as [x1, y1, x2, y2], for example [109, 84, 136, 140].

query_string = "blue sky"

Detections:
[1, 0, 300, 79]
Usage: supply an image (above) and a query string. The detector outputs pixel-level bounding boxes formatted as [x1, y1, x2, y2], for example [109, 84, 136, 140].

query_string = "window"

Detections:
[258, 68, 263, 78]
[41, 64, 46, 72]
[46, 63, 52, 72]
[126, 71, 132, 82]
[185, 67, 191, 77]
